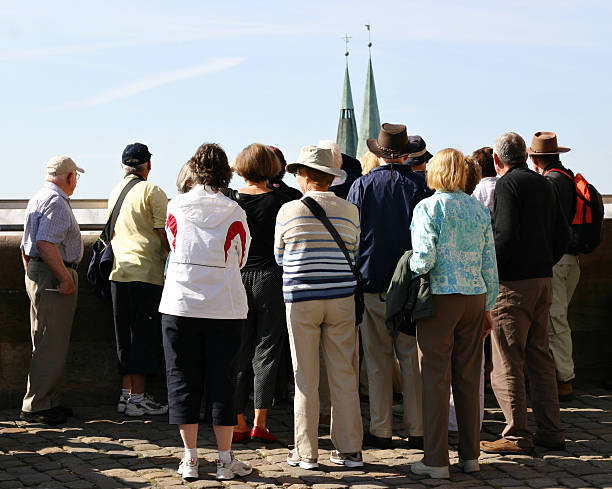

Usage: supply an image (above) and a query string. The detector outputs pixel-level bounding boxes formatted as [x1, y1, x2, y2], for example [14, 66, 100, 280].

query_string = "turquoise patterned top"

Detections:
[410, 190, 499, 310]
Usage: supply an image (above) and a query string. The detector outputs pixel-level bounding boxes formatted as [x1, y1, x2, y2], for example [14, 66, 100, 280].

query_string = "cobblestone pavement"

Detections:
[1, 387, 611, 489]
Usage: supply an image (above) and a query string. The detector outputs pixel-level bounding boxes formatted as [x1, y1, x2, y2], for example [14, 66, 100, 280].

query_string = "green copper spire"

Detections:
[336, 36, 358, 157]
[356, 26, 381, 159]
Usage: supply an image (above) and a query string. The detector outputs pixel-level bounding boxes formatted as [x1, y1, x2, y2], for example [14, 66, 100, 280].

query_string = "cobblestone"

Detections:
[1, 387, 611, 488]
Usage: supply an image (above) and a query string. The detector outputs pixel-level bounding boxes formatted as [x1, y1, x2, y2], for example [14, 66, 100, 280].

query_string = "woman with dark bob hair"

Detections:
[159, 143, 252, 481]
[227, 143, 296, 443]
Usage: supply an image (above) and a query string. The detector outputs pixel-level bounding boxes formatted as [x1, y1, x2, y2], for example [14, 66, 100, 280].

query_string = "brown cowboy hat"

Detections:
[527, 131, 570, 155]
[366, 123, 412, 158]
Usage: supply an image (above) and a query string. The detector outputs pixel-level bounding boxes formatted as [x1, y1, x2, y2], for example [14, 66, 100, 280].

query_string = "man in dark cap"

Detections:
[108, 143, 170, 417]
[347, 124, 431, 449]
[405, 135, 432, 181]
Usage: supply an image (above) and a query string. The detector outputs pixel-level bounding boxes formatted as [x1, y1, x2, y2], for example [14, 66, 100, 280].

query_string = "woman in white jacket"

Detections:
[159, 143, 252, 482]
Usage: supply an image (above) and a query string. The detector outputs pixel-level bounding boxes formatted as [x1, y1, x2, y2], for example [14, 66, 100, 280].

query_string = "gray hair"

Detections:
[176, 162, 193, 194]
[122, 162, 148, 175]
[493, 132, 527, 166]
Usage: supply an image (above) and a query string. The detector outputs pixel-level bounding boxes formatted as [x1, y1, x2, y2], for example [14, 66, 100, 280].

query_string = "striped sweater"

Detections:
[274, 191, 360, 303]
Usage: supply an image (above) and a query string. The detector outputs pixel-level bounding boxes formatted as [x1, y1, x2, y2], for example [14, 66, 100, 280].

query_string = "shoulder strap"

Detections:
[301, 196, 358, 277]
[545, 168, 574, 180]
[101, 176, 144, 244]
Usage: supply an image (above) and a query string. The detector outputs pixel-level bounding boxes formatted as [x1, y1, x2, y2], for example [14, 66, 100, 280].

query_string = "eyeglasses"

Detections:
[74, 172, 80, 181]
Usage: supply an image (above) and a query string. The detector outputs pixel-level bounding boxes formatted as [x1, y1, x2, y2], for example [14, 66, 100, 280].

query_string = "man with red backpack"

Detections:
[529, 131, 603, 401]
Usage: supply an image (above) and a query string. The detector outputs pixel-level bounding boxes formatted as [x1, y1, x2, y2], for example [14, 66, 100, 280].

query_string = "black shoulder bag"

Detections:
[301, 196, 364, 325]
[87, 176, 144, 300]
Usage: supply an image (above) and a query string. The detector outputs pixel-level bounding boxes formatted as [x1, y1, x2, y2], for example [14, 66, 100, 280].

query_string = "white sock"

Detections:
[130, 393, 144, 403]
[121, 389, 130, 398]
[218, 449, 232, 464]
[184, 448, 198, 462]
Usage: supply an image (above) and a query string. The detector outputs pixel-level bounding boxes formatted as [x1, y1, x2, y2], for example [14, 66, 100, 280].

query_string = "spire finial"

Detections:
[365, 24, 372, 52]
[342, 34, 351, 59]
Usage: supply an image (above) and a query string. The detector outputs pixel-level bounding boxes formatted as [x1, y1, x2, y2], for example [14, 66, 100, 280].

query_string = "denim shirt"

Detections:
[410, 190, 498, 310]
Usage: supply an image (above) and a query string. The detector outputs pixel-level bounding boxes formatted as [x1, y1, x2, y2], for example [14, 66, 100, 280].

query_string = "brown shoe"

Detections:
[557, 380, 573, 402]
[480, 438, 533, 454]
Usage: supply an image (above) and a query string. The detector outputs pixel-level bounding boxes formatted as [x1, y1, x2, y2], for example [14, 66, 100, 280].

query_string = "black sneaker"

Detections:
[363, 430, 392, 449]
[51, 406, 74, 418]
[20, 409, 66, 426]
[534, 434, 566, 451]
[406, 436, 423, 450]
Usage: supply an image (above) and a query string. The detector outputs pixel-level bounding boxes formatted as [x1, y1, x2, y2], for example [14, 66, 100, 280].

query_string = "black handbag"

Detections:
[87, 176, 144, 300]
[301, 196, 364, 325]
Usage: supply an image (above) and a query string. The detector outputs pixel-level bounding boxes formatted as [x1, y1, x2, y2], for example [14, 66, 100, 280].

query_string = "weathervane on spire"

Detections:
[342, 34, 351, 59]
[365, 24, 373, 52]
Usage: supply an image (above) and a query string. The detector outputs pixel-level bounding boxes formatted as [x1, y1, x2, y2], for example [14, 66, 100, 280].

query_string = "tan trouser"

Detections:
[491, 278, 563, 446]
[360, 293, 423, 438]
[22, 261, 78, 413]
[287, 295, 363, 459]
[549, 255, 580, 383]
[417, 294, 484, 467]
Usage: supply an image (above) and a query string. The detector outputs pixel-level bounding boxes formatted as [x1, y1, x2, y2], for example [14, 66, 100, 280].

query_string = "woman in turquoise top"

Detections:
[409, 148, 498, 479]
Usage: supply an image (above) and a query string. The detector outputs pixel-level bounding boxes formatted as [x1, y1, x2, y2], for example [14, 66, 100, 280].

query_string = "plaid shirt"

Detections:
[21, 182, 83, 263]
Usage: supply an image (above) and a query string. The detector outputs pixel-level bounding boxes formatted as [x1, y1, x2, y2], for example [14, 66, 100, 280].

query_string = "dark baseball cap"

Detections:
[122, 143, 152, 166]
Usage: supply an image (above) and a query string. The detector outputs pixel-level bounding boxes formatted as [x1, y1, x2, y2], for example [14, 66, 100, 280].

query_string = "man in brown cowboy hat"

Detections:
[347, 124, 431, 449]
[528, 131, 579, 401]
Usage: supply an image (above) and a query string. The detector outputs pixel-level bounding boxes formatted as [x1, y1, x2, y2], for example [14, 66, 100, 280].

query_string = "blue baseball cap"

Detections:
[122, 143, 152, 166]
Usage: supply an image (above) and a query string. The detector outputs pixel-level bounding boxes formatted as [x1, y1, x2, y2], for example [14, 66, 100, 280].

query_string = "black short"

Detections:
[162, 314, 244, 426]
[111, 281, 163, 375]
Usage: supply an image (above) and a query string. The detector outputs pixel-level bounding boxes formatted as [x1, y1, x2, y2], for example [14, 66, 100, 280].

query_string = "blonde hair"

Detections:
[464, 157, 482, 195]
[360, 151, 380, 175]
[426, 148, 467, 191]
[233, 143, 281, 183]
[176, 162, 193, 194]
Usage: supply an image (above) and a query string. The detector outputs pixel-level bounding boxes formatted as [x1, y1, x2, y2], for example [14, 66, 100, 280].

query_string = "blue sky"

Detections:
[1, 0, 611, 198]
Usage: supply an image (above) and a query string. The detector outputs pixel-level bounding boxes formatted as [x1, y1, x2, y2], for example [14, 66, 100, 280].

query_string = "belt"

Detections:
[30, 256, 79, 271]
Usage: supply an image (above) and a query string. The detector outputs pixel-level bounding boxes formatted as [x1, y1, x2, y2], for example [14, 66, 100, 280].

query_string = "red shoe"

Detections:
[232, 429, 251, 443]
[250, 425, 277, 443]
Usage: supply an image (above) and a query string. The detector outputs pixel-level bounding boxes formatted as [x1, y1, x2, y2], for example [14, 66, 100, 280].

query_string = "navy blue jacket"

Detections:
[330, 153, 363, 200]
[347, 164, 431, 293]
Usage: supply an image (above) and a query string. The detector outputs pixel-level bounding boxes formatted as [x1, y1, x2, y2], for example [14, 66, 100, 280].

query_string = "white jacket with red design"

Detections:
[159, 185, 251, 319]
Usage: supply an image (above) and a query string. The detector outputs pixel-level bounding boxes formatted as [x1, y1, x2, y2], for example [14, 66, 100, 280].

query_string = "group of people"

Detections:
[19, 122, 582, 481]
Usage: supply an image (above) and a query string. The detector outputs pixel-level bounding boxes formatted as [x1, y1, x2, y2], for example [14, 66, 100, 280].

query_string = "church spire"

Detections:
[356, 25, 381, 159]
[336, 35, 358, 157]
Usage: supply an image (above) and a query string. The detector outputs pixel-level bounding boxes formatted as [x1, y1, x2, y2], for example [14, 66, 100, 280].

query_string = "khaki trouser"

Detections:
[417, 294, 484, 467]
[360, 293, 423, 438]
[22, 261, 78, 413]
[491, 278, 563, 447]
[549, 255, 580, 383]
[287, 295, 362, 459]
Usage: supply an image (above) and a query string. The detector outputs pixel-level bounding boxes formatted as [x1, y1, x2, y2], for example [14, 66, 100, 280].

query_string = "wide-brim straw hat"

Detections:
[286, 146, 347, 179]
[527, 131, 570, 155]
[366, 123, 412, 158]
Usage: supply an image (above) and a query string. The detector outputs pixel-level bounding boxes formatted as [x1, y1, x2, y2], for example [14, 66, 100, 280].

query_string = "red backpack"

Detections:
[546, 168, 604, 253]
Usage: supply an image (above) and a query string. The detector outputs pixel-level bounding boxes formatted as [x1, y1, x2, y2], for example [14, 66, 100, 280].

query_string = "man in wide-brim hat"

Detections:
[405, 135, 433, 179]
[348, 124, 432, 450]
[528, 131, 579, 402]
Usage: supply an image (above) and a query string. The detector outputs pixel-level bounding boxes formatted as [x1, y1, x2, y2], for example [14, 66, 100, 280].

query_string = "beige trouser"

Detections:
[491, 278, 563, 447]
[287, 295, 363, 459]
[22, 261, 78, 413]
[417, 294, 484, 467]
[360, 292, 423, 438]
[549, 255, 580, 383]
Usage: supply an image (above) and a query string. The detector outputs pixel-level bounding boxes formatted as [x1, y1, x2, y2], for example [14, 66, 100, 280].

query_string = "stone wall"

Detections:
[1, 223, 611, 408]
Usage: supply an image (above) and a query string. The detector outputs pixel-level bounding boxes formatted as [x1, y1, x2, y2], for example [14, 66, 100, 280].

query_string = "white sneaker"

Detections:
[286, 449, 319, 470]
[329, 450, 364, 467]
[117, 393, 129, 413]
[410, 460, 450, 479]
[216, 453, 252, 480]
[457, 459, 480, 473]
[177, 457, 199, 480]
[125, 394, 168, 416]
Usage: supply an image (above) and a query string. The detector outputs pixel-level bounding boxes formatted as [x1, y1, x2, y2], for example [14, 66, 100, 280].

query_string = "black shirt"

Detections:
[492, 164, 569, 281]
[234, 191, 294, 271]
[543, 163, 578, 255]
